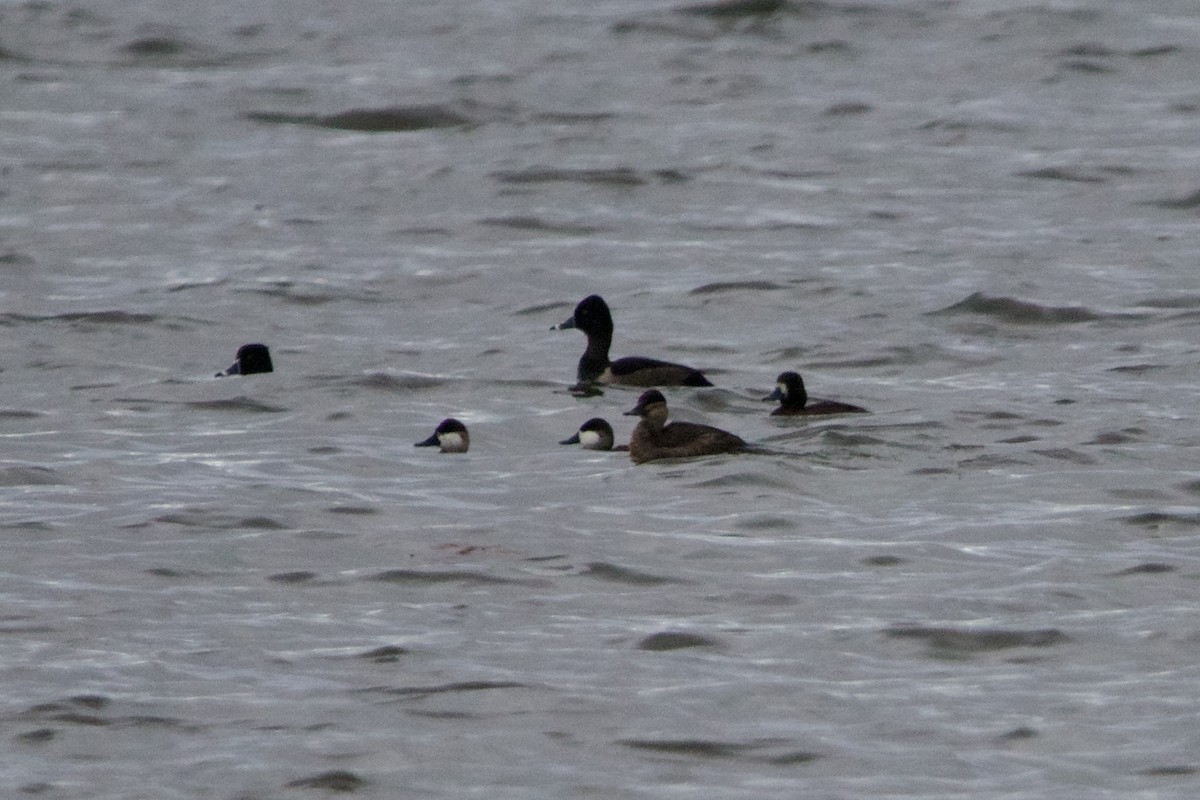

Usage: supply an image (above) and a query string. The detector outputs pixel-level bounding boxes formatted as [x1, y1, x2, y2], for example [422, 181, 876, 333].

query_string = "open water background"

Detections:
[2, 0, 1199, 797]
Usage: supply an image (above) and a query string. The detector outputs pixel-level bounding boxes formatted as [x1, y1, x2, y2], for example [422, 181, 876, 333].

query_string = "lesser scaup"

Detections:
[415, 418, 469, 453]
[763, 371, 867, 416]
[553, 294, 712, 387]
[216, 343, 273, 377]
[623, 389, 745, 464]
[559, 417, 628, 451]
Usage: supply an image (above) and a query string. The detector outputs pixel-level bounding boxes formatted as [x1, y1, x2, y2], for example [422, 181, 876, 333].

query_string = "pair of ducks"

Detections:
[415, 294, 867, 464]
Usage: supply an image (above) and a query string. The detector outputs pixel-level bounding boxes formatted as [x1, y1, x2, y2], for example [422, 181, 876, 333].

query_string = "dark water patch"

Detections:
[1108, 363, 1166, 374]
[1144, 188, 1200, 210]
[0, 624, 56, 635]
[0, 409, 42, 419]
[374, 680, 527, 700]
[736, 515, 796, 531]
[689, 280, 785, 294]
[357, 646, 408, 663]
[998, 726, 1038, 741]
[581, 562, 681, 586]
[1176, 479, 1200, 496]
[863, 555, 905, 567]
[911, 467, 954, 475]
[621, 738, 751, 758]
[183, 397, 288, 413]
[1117, 512, 1200, 530]
[15, 728, 57, 744]
[0, 467, 62, 486]
[683, 217, 829, 233]
[824, 101, 872, 116]
[1058, 59, 1116, 74]
[343, 372, 446, 392]
[929, 292, 1105, 324]
[515, 300, 571, 316]
[679, 0, 786, 18]
[327, 505, 378, 516]
[1109, 488, 1173, 502]
[367, 569, 519, 586]
[145, 567, 211, 579]
[1138, 765, 1198, 777]
[524, 108, 617, 124]
[1059, 42, 1113, 57]
[248, 105, 472, 132]
[637, 631, 719, 651]
[268, 571, 318, 584]
[957, 453, 1034, 469]
[619, 737, 820, 765]
[885, 625, 1069, 656]
[998, 435, 1039, 444]
[120, 36, 196, 58]
[1, 310, 178, 328]
[1130, 45, 1180, 58]
[1032, 448, 1096, 465]
[478, 216, 605, 235]
[285, 770, 367, 792]
[1138, 294, 1200, 309]
[1110, 563, 1175, 577]
[688, 472, 795, 490]
[491, 166, 686, 187]
[1085, 428, 1144, 445]
[1016, 166, 1107, 183]
[147, 510, 288, 530]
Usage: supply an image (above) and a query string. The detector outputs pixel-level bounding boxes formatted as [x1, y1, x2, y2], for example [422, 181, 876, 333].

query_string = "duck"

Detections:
[553, 294, 712, 387]
[623, 390, 745, 464]
[216, 343, 273, 377]
[559, 417, 628, 451]
[414, 418, 469, 453]
[763, 371, 867, 416]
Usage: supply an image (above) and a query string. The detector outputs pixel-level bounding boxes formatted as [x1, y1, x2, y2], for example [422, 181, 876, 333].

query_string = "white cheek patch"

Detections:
[777, 382, 787, 397]
[579, 430, 602, 448]
[439, 432, 465, 451]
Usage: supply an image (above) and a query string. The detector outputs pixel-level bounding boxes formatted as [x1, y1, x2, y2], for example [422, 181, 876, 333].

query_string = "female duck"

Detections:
[763, 371, 867, 416]
[553, 294, 712, 387]
[623, 390, 744, 464]
[415, 418, 470, 453]
[559, 417, 627, 451]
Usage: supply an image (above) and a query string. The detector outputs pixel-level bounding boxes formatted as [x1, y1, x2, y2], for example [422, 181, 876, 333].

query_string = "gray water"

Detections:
[2, 0, 1199, 797]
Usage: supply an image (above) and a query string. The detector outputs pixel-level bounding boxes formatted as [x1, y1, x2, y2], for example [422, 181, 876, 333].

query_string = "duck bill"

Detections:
[559, 432, 581, 445]
[552, 314, 576, 331]
[414, 433, 440, 447]
[762, 387, 782, 402]
[217, 360, 241, 377]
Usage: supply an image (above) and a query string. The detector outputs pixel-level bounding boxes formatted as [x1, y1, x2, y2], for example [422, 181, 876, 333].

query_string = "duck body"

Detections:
[623, 390, 744, 464]
[554, 295, 712, 387]
[764, 371, 867, 416]
[415, 418, 470, 453]
[217, 343, 273, 377]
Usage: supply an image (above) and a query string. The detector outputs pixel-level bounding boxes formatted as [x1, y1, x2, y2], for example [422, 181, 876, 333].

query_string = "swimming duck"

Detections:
[623, 390, 745, 464]
[553, 294, 712, 387]
[216, 343, 273, 377]
[763, 371, 867, 416]
[414, 418, 469, 453]
[559, 417, 628, 451]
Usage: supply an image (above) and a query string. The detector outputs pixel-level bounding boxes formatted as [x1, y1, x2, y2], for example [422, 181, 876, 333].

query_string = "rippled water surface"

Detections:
[2, 1, 1199, 797]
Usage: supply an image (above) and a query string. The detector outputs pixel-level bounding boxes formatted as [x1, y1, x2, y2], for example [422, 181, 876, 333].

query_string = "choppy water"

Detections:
[2, 0, 1199, 797]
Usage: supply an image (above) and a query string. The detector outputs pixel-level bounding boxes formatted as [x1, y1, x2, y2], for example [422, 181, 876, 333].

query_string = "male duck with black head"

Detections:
[763, 371, 867, 416]
[553, 295, 712, 388]
[415, 418, 469, 453]
[559, 417, 627, 452]
[623, 390, 744, 464]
